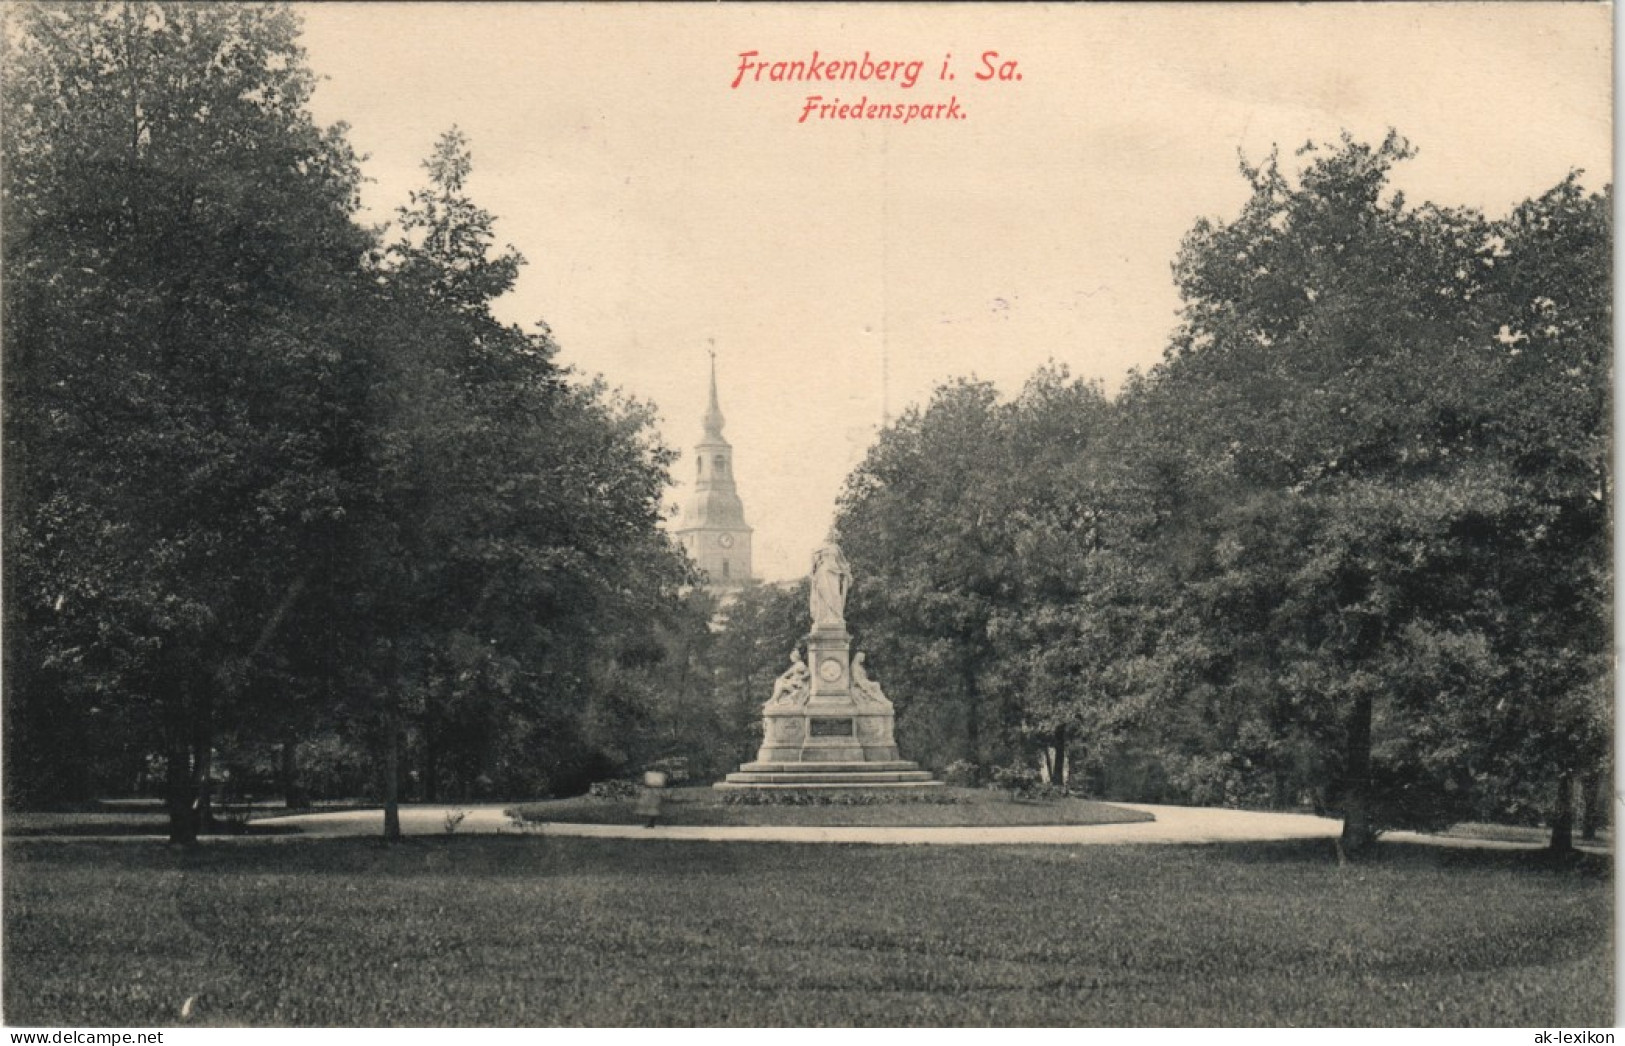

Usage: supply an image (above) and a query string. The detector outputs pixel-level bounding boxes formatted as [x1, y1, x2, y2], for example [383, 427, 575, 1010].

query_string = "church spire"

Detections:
[675, 343, 753, 588]
[703, 342, 725, 438]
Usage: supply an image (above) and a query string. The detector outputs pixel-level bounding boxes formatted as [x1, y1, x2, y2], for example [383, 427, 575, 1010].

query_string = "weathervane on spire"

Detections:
[702, 339, 724, 437]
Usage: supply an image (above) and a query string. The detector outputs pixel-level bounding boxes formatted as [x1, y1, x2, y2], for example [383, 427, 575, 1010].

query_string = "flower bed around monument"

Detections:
[507, 785, 1156, 828]
[716, 789, 967, 806]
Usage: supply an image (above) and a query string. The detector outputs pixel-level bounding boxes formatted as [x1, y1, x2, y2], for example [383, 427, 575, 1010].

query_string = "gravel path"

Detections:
[253, 802, 1602, 851]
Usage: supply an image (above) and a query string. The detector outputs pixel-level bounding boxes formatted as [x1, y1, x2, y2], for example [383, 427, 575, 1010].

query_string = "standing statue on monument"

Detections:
[809, 541, 852, 629]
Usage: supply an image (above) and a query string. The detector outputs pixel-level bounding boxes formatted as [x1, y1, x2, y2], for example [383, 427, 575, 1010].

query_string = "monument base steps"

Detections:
[714, 761, 943, 790]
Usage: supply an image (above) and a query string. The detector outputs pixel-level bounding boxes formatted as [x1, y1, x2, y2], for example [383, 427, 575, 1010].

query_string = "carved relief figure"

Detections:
[851, 652, 888, 704]
[770, 650, 811, 706]
[809, 541, 852, 628]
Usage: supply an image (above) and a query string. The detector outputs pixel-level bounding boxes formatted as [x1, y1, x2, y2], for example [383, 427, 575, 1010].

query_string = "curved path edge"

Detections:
[10, 804, 1604, 852]
[241, 803, 1603, 851]
[509, 803, 1339, 846]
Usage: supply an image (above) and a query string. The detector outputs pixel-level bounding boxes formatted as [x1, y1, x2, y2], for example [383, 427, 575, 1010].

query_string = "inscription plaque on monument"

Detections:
[809, 717, 855, 738]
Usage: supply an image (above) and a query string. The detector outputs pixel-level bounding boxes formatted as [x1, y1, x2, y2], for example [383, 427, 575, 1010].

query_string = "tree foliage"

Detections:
[3, 1, 372, 837]
[4, 6, 1606, 858]
[1137, 134, 1610, 850]
[835, 369, 1169, 779]
[834, 134, 1609, 854]
[3, 3, 695, 839]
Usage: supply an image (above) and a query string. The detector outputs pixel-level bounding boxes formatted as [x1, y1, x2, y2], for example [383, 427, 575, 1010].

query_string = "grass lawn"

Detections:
[1432, 822, 1613, 849]
[509, 786, 1155, 828]
[3, 836, 1609, 1027]
[5, 802, 343, 838]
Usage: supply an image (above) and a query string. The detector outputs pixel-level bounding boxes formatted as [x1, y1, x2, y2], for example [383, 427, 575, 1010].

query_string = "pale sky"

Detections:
[297, 3, 1611, 581]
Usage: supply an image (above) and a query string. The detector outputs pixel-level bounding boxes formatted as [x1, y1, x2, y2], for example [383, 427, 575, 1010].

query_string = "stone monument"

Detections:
[716, 541, 940, 790]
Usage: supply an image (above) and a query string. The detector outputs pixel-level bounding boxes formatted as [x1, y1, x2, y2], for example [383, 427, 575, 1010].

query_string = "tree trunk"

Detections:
[166, 679, 214, 845]
[164, 740, 200, 846]
[194, 740, 214, 832]
[1580, 769, 1602, 842]
[382, 715, 402, 842]
[1052, 724, 1068, 788]
[962, 662, 981, 765]
[1339, 692, 1376, 856]
[1549, 771, 1575, 854]
[279, 739, 309, 809]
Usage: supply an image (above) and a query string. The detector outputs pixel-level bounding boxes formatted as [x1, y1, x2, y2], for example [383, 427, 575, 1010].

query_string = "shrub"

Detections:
[646, 757, 691, 785]
[941, 760, 982, 787]
[1160, 753, 1278, 809]
[988, 763, 1084, 801]
[1365, 755, 1477, 834]
[551, 750, 621, 800]
[1020, 782, 1080, 801]
[989, 764, 1041, 793]
[587, 779, 640, 801]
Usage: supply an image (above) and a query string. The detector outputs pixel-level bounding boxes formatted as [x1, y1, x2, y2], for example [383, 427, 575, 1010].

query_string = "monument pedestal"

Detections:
[716, 622, 940, 791]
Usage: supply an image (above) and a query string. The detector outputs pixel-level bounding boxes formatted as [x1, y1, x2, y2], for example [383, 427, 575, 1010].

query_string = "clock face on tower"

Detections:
[717, 533, 735, 548]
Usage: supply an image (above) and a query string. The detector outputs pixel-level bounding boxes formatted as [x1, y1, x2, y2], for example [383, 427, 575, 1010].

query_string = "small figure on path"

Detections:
[636, 770, 668, 828]
[809, 541, 852, 628]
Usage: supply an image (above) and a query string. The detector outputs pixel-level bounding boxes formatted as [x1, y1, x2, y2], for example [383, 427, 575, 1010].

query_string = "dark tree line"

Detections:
[3, 2, 699, 841]
[3, 4, 1608, 857]
[833, 134, 1610, 854]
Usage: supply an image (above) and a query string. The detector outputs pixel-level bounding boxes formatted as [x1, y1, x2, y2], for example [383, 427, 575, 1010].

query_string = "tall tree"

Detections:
[337, 128, 693, 834]
[836, 369, 1171, 779]
[3, 1, 373, 840]
[981, 368, 1168, 786]
[1144, 133, 1610, 852]
[3, 8, 698, 842]
[1471, 177, 1612, 850]
[836, 380, 1014, 768]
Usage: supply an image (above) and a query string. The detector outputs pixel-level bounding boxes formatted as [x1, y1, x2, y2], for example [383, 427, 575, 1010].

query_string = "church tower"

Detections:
[675, 352, 753, 587]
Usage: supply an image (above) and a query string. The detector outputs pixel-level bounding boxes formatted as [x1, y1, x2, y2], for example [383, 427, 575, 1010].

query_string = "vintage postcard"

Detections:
[2, 1, 1612, 1032]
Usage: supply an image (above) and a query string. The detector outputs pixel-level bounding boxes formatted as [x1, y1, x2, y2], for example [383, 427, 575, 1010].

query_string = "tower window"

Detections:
[713, 454, 726, 475]
[722, 559, 730, 578]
